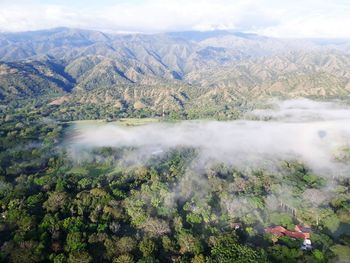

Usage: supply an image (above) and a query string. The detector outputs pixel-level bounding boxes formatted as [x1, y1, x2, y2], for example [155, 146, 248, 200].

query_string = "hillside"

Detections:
[1, 27, 350, 263]
[1, 28, 350, 110]
[0, 60, 74, 100]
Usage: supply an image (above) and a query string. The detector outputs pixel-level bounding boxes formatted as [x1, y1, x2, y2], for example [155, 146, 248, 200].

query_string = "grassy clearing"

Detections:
[116, 118, 159, 126]
[68, 118, 159, 126]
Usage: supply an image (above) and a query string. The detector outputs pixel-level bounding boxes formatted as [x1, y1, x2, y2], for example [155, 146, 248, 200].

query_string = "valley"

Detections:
[1, 27, 350, 263]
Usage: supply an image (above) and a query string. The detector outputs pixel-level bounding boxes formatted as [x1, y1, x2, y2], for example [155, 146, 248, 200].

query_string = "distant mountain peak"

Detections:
[1, 27, 350, 104]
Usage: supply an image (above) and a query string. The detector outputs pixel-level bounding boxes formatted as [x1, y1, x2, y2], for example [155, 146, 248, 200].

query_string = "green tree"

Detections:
[113, 254, 134, 263]
[68, 251, 92, 263]
[210, 235, 268, 263]
[139, 238, 156, 257]
[65, 232, 87, 252]
[178, 231, 202, 255]
[116, 236, 136, 255]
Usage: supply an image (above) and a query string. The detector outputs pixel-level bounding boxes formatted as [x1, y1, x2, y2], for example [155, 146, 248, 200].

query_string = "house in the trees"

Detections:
[265, 225, 312, 250]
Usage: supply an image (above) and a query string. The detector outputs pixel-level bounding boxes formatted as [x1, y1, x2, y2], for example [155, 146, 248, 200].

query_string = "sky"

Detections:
[0, 0, 349, 38]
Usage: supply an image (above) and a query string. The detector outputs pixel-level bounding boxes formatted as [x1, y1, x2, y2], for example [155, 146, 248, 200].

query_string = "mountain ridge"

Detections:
[1, 27, 350, 112]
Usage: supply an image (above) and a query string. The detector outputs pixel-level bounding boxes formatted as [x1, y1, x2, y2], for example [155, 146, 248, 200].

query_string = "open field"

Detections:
[68, 117, 160, 126]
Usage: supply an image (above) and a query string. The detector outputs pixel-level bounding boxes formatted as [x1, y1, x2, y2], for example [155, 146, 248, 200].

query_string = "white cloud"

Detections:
[0, 0, 349, 38]
[67, 99, 350, 178]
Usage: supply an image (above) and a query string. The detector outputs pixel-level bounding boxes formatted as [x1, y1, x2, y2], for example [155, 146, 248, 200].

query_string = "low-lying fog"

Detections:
[65, 99, 350, 228]
[66, 98, 350, 177]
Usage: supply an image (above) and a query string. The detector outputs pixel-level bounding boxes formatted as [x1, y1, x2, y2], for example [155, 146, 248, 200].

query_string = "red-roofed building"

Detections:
[265, 226, 310, 240]
[265, 225, 312, 250]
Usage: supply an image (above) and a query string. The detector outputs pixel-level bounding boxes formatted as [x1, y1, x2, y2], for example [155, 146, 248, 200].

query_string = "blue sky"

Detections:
[0, 0, 349, 38]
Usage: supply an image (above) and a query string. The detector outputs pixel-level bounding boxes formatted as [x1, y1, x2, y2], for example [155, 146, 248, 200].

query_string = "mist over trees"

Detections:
[0, 99, 349, 262]
[1, 1, 350, 261]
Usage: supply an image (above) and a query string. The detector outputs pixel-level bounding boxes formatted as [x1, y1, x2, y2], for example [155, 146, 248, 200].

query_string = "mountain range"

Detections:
[1, 27, 350, 111]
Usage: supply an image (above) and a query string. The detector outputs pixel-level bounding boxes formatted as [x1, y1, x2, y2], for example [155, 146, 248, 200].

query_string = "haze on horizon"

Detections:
[1, 0, 350, 39]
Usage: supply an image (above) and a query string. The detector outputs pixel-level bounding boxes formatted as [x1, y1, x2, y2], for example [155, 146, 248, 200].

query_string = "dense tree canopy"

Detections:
[0, 100, 349, 262]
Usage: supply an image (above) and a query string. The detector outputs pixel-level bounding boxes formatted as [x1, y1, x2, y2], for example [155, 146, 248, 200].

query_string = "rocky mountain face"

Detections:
[1, 27, 350, 109]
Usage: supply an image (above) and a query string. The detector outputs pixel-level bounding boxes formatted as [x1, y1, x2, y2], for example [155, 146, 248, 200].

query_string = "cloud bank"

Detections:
[1, 0, 350, 38]
[67, 99, 350, 178]
[64, 99, 350, 227]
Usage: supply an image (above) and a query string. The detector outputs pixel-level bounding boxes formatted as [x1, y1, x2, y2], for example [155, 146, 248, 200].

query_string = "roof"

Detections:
[284, 230, 309, 239]
[265, 226, 310, 240]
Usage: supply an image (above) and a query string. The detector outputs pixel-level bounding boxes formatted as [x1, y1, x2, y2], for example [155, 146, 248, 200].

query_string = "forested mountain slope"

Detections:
[1, 27, 350, 112]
